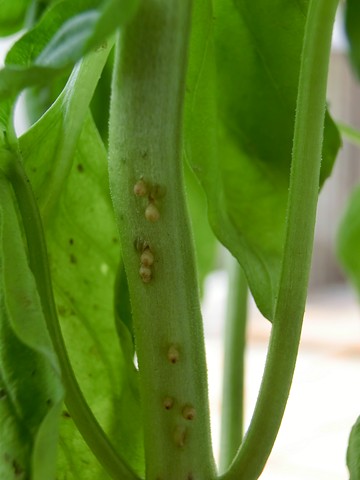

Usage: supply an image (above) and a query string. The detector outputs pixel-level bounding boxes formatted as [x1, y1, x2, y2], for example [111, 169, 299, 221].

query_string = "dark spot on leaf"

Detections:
[77, 164, 84, 172]
[112, 237, 118, 244]
[46, 399, 53, 407]
[62, 411, 71, 418]
[187, 474, 194, 480]
[69, 254, 77, 264]
[0, 388, 6, 399]
[31, 370, 36, 377]
[57, 305, 67, 316]
[12, 459, 24, 476]
[69, 238, 74, 245]
[31, 167, 37, 173]
[93, 304, 99, 311]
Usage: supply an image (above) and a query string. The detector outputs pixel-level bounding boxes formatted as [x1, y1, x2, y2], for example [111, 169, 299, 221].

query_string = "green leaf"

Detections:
[0, 0, 29, 36]
[346, 0, 360, 78]
[20, 109, 144, 477]
[347, 416, 360, 479]
[0, 173, 63, 480]
[337, 185, 360, 295]
[185, 0, 340, 320]
[15, 46, 144, 476]
[19, 40, 112, 222]
[0, 0, 139, 100]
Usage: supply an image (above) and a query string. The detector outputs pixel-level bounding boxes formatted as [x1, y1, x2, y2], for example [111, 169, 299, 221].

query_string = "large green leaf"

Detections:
[47, 117, 143, 478]
[345, 0, 360, 78]
[17, 53, 144, 476]
[0, 173, 63, 480]
[347, 416, 360, 479]
[0, 0, 139, 100]
[185, 0, 340, 320]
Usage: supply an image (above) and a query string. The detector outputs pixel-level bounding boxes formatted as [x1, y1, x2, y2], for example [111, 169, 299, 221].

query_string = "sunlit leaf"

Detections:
[17, 47, 144, 476]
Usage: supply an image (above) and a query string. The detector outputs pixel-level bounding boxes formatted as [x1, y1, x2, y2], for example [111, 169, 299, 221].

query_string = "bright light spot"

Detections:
[100, 263, 109, 275]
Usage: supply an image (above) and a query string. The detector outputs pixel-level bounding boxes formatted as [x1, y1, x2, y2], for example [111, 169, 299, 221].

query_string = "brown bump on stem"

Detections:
[173, 425, 186, 448]
[167, 345, 180, 364]
[141, 248, 154, 267]
[139, 265, 152, 283]
[145, 202, 160, 222]
[182, 405, 196, 421]
[134, 179, 148, 196]
[163, 397, 174, 410]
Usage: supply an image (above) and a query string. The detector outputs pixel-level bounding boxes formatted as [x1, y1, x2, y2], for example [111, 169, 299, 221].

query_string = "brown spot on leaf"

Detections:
[12, 459, 24, 477]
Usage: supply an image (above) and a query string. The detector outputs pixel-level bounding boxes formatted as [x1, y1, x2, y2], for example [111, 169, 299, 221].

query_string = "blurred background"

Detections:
[1, 5, 360, 479]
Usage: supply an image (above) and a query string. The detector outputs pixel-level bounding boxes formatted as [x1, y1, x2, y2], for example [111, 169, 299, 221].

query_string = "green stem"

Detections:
[221, 0, 339, 479]
[219, 260, 248, 473]
[5, 157, 139, 480]
[109, 2, 216, 479]
[337, 121, 360, 148]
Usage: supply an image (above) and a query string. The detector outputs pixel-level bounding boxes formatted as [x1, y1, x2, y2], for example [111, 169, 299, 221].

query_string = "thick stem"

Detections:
[221, 0, 339, 479]
[219, 260, 248, 473]
[109, 2, 216, 479]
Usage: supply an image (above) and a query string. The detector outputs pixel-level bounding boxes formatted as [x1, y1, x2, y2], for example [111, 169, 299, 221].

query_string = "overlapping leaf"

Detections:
[0, 0, 139, 100]
[0, 173, 63, 480]
[185, 0, 340, 320]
